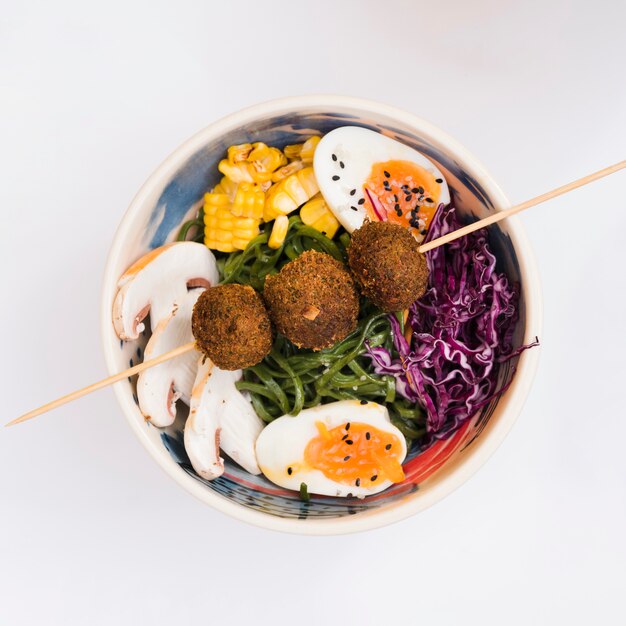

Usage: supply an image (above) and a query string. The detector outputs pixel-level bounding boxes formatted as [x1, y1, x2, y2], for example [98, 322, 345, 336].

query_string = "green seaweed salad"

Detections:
[178, 212, 425, 448]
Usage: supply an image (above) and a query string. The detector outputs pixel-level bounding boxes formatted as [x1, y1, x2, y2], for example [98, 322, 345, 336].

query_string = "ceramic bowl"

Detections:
[101, 95, 542, 534]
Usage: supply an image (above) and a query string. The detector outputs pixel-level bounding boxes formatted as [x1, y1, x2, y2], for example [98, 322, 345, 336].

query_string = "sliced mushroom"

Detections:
[113, 242, 219, 341]
[184, 358, 224, 480]
[137, 289, 203, 427]
[184, 358, 264, 480]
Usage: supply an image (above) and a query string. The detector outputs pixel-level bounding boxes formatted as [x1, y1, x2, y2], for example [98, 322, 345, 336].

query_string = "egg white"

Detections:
[255, 400, 407, 498]
[313, 126, 450, 233]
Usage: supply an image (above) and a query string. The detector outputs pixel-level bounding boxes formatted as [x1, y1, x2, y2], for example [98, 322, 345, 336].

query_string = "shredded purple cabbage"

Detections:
[367, 205, 538, 440]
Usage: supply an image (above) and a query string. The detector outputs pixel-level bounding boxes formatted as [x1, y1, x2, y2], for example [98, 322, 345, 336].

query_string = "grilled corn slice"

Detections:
[248, 143, 287, 183]
[218, 159, 256, 184]
[263, 166, 319, 221]
[204, 193, 260, 252]
[268, 215, 289, 249]
[231, 182, 265, 219]
[300, 194, 340, 239]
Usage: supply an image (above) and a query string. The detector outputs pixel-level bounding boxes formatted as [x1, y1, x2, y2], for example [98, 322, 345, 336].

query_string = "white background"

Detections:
[1, 1, 625, 624]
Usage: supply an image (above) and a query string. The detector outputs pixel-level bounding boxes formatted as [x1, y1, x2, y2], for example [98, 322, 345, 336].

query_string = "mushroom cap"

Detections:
[113, 242, 219, 341]
[184, 358, 264, 480]
[136, 289, 203, 428]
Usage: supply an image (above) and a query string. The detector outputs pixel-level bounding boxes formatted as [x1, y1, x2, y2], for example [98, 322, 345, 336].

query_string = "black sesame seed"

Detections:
[385, 444, 392, 450]
[339, 161, 345, 169]
[350, 188, 356, 196]
[411, 187, 419, 193]
[332, 175, 340, 181]
[405, 194, 412, 202]
[393, 194, 398, 202]
[420, 229, 428, 235]
[345, 422, 350, 431]
[345, 439, 353, 445]
[365, 432, 371, 440]
[383, 181, 391, 189]
[342, 434, 348, 441]
[360, 399, 368, 405]
[371, 474, 378, 481]
[350, 206, 358, 211]
[418, 186, 424, 194]
[401, 185, 409, 191]
[426, 197, 433, 203]
[332, 153, 337, 161]
[344, 455, 351, 462]
[287, 467, 293, 475]
[384, 170, 390, 178]
[358, 198, 365, 205]
[394, 203, 400, 210]
[435, 178, 443, 183]
[355, 478, 361, 487]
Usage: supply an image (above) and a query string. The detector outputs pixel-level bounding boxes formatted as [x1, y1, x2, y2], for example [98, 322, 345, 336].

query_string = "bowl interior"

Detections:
[102, 99, 539, 531]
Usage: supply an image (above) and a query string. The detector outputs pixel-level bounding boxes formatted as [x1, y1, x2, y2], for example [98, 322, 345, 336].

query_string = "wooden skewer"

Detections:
[5, 341, 197, 427]
[419, 159, 626, 253]
[6, 159, 625, 428]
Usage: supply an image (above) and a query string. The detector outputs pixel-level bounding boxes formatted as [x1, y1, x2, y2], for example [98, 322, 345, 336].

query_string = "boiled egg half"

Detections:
[314, 126, 450, 241]
[255, 400, 407, 498]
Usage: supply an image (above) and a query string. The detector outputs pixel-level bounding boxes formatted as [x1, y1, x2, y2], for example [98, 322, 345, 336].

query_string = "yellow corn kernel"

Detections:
[263, 202, 281, 222]
[296, 166, 320, 198]
[250, 147, 287, 183]
[265, 186, 298, 217]
[248, 142, 270, 162]
[268, 215, 289, 249]
[311, 213, 340, 239]
[300, 136, 321, 164]
[205, 239, 236, 253]
[218, 159, 255, 184]
[300, 195, 328, 224]
[204, 192, 231, 206]
[217, 176, 239, 200]
[271, 160, 303, 183]
[282, 173, 310, 207]
[300, 194, 340, 239]
[232, 183, 265, 219]
[283, 143, 303, 161]
[227, 143, 253, 164]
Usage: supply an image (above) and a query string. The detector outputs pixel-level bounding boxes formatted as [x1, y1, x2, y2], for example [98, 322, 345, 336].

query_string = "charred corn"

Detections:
[227, 143, 253, 164]
[263, 166, 319, 221]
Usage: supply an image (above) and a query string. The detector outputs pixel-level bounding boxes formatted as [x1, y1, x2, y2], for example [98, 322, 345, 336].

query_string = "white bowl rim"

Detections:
[101, 94, 542, 535]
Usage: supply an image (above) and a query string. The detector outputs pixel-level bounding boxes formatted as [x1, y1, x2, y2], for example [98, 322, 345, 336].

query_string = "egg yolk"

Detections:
[304, 421, 405, 488]
[363, 160, 442, 235]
